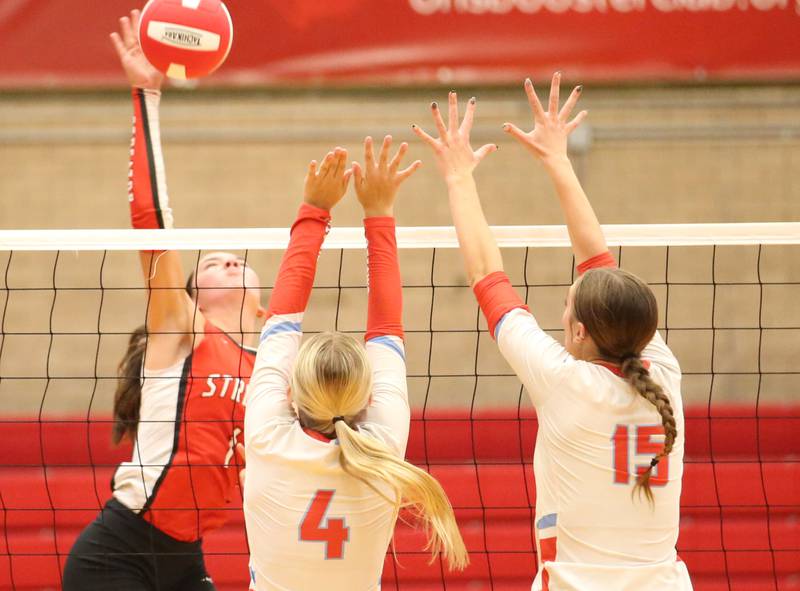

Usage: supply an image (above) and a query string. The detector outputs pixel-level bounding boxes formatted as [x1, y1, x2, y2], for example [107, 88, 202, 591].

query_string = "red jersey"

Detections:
[113, 321, 255, 542]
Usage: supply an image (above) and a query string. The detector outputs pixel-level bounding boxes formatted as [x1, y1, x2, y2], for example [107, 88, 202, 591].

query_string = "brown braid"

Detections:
[574, 268, 678, 506]
[621, 355, 677, 505]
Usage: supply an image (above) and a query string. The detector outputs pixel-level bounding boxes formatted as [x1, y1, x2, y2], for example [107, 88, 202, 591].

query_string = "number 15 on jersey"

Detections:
[612, 424, 669, 486]
[300, 490, 349, 559]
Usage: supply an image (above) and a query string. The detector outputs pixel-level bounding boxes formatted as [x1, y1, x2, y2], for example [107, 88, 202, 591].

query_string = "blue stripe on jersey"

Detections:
[368, 336, 405, 361]
[494, 311, 511, 340]
[536, 513, 558, 530]
[260, 321, 301, 343]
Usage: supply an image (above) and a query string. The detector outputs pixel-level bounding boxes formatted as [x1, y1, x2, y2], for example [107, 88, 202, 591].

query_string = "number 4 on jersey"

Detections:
[612, 425, 669, 486]
[300, 490, 349, 559]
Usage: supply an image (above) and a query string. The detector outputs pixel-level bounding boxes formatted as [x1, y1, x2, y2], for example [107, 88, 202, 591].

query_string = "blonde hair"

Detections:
[292, 332, 468, 570]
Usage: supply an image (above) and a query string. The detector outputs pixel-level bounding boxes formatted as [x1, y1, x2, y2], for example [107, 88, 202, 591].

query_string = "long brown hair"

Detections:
[112, 278, 195, 445]
[112, 325, 147, 445]
[573, 268, 677, 504]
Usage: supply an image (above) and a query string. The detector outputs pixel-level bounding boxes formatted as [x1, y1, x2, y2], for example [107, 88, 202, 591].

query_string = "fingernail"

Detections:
[431, 101, 438, 109]
[494, 144, 499, 150]
[576, 85, 583, 92]
[450, 90, 455, 95]
[556, 71, 562, 76]
[470, 97, 476, 104]
[502, 123, 510, 130]
[411, 124, 417, 129]
[525, 78, 532, 86]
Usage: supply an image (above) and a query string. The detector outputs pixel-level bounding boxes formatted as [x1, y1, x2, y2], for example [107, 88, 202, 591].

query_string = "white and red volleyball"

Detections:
[138, 0, 233, 80]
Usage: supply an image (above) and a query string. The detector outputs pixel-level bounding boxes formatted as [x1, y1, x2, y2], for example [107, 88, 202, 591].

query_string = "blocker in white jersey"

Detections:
[490, 272, 691, 590]
[414, 76, 693, 590]
[242, 139, 465, 590]
[246, 319, 408, 589]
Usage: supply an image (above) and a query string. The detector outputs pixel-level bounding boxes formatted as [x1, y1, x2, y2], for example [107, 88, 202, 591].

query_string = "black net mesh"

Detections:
[0, 241, 798, 591]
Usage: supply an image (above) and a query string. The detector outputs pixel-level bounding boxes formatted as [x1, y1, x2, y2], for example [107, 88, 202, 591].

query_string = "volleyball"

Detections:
[138, 0, 233, 80]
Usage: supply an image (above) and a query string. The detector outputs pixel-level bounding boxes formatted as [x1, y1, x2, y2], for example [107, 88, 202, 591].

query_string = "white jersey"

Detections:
[496, 308, 693, 591]
[243, 313, 409, 591]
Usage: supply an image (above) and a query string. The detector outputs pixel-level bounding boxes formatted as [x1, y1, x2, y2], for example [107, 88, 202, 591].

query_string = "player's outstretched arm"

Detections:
[503, 73, 608, 266]
[111, 10, 194, 366]
[265, 148, 351, 321]
[412, 93, 500, 286]
[353, 136, 420, 452]
[353, 135, 420, 340]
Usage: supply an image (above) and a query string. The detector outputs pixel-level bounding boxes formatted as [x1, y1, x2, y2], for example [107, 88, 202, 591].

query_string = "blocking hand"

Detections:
[503, 72, 587, 165]
[303, 148, 353, 211]
[412, 92, 497, 183]
[353, 135, 421, 218]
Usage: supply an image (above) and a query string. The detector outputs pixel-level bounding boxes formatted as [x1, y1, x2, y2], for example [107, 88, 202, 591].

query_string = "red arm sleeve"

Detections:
[266, 203, 331, 319]
[473, 271, 529, 340]
[364, 217, 404, 341]
[129, 88, 173, 230]
[576, 250, 617, 275]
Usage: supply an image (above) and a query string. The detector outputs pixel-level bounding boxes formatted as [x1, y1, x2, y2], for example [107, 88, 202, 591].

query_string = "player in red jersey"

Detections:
[62, 10, 340, 591]
[414, 75, 692, 590]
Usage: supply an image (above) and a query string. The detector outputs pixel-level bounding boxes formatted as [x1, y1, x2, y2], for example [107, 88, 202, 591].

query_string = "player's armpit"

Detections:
[363, 338, 410, 456]
[245, 314, 302, 443]
[496, 308, 572, 409]
[138, 250, 197, 366]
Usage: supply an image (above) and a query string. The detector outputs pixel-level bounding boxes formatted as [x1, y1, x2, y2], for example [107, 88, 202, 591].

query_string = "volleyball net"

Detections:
[1, 223, 798, 591]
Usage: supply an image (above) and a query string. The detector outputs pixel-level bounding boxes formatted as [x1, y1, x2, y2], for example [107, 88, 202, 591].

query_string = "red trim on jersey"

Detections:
[302, 427, 336, 443]
[267, 203, 331, 319]
[473, 271, 529, 340]
[594, 359, 651, 377]
[576, 250, 617, 276]
[129, 89, 169, 230]
[364, 217, 404, 341]
[204, 320, 259, 356]
[539, 536, 557, 591]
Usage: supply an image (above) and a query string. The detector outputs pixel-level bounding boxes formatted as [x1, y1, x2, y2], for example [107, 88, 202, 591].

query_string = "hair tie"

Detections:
[650, 457, 660, 469]
[332, 416, 346, 424]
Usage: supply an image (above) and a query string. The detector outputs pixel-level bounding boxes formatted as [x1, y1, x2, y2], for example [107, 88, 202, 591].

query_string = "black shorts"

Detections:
[63, 498, 216, 591]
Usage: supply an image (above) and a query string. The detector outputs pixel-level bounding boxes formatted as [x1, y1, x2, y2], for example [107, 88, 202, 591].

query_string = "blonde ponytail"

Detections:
[292, 332, 468, 571]
[334, 420, 469, 570]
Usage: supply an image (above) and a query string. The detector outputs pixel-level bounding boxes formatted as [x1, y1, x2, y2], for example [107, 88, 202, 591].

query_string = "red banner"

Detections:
[1, 0, 798, 88]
